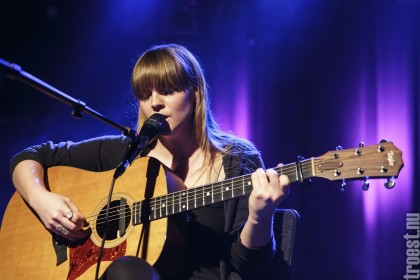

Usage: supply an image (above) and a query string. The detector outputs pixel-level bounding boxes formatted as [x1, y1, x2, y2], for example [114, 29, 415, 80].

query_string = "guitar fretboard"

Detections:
[132, 158, 314, 225]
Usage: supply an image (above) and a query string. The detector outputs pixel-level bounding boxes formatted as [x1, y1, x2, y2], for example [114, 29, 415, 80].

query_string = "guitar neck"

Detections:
[132, 159, 312, 225]
[132, 141, 404, 224]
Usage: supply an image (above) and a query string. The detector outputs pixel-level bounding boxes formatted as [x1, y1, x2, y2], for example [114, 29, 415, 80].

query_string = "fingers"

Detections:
[54, 198, 87, 240]
[252, 168, 289, 187]
[54, 223, 86, 241]
[66, 200, 85, 227]
[279, 174, 290, 186]
[266, 168, 280, 184]
[251, 167, 290, 200]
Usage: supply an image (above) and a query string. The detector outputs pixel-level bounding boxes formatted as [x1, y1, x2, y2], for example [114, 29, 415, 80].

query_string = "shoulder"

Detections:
[77, 134, 131, 145]
[220, 134, 260, 157]
[220, 134, 264, 177]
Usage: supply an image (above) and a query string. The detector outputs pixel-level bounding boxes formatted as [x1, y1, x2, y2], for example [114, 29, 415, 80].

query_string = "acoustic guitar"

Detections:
[0, 141, 403, 279]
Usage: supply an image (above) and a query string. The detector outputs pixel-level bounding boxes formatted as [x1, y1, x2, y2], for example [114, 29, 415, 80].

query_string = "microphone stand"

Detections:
[1, 57, 141, 280]
[0, 58, 151, 279]
[0, 58, 137, 139]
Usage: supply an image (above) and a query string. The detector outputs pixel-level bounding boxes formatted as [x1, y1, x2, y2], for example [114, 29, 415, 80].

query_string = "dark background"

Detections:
[1, 1, 419, 279]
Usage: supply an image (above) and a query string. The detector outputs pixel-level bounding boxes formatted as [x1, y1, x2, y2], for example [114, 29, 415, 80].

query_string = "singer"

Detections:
[9, 44, 290, 279]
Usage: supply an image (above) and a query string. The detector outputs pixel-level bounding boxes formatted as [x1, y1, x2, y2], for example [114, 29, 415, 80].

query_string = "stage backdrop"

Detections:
[0, 1, 418, 280]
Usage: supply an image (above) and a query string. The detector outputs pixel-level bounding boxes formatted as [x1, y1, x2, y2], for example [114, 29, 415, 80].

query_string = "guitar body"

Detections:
[0, 157, 187, 279]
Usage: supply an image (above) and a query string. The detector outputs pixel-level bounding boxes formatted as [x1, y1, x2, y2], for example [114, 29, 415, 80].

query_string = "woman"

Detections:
[10, 44, 290, 279]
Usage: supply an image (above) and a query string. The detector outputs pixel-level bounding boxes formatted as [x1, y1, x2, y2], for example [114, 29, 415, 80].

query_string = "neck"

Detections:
[147, 135, 202, 181]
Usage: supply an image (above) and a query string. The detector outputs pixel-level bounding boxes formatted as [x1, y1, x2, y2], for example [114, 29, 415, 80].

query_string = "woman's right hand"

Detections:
[30, 190, 86, 241]
[12, 160, 86, 241]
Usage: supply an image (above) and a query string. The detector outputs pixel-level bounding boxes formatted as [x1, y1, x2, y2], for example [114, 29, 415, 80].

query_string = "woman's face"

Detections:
[139, 88, 194, 138]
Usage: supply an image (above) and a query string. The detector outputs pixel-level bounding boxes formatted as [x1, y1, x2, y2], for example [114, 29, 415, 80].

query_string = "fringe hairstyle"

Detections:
[131, 44, 259, 170]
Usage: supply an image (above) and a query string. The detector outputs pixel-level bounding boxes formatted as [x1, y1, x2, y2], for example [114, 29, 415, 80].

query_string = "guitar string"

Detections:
[85, 161, 313, 226]
[84, 161, 313, 226]
[83, 161, 314, 228]
[89, 149, 389, 228]
[82, 146, 390, 231]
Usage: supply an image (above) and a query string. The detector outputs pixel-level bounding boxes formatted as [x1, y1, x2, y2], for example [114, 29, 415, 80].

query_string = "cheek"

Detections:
[178, 91, 194, 112]
[139, 101, 152, 116]
[176, 98, 194, 118]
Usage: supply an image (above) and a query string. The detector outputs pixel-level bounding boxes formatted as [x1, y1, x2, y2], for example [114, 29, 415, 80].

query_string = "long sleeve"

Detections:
[221, 140, 276, 279]
[9, 135, 131, 175]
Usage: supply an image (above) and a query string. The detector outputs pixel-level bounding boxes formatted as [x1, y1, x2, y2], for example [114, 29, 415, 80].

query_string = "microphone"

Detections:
[114, 113, 168, 178]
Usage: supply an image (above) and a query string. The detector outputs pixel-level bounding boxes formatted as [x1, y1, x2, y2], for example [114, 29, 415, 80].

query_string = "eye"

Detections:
[138, 90, 152, 101]
[158, 89, 176, 95]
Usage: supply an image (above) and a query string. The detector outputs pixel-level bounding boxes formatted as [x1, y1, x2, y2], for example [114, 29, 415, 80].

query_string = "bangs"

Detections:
[132, 48, 194, 100]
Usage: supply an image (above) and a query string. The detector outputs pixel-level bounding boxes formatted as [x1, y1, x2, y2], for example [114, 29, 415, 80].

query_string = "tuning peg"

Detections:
[380, 139, 390, 143]
[362, 179, 370, 191]
[333, 146, 343, 159]
[340, 179, 346, 192]
[359, 142, 365, 147]
[384, 177, 396, 189]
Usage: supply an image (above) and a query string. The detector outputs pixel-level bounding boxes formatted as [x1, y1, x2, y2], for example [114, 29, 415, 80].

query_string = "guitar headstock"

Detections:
[313, 140, 403, 189]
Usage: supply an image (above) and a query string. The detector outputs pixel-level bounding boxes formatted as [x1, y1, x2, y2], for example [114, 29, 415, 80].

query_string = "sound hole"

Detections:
[96, 199, 131, 240]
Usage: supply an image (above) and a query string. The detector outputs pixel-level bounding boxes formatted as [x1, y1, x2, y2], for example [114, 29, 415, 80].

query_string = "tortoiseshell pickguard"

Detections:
[67, 238, 127, 280]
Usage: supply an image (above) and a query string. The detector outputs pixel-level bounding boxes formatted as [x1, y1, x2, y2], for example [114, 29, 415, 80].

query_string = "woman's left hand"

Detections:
[248, 166, 290, 224]
[240, 166, 290, 248]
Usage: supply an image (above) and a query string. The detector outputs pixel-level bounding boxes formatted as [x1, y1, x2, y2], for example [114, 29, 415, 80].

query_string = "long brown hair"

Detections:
[131, 44, 259, 170]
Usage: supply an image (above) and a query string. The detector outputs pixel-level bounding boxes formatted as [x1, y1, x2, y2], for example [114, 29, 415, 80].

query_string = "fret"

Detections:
[174, 192, 178, 213]
[213, 182, 221, 203]
[281, 163, 297, 182]
[231, 178, 234, 198]
[178, 191, 181, 213]
[244, 175, 252, 194]
[155, 196, 162, 219]
[173, 192, 177, 215]
[196, 186, 203, 208]
[185, 189, 189, 210]
[149, 199, 154, 221]
[303, 159, 313, 179]
[203, 186, 212, 206]
[221, 181, 224, 201]
[194, 187, 197, 209]
[163, 195, 170, 217]
[201, 186, 204, 207]
[158, 196, 166, 219]
[180, 191, 187, 212]
[169, 193, 175, 215]
[222, 180, 233, 200]
[232, 177, 242, 197]
[163, 196, 167, 217]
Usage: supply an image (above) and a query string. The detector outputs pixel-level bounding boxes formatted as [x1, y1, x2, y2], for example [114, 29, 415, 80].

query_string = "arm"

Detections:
[240, 168, 290, 248]
[12, 160, 85, 241]
[227, 142, 290, 275]
[9, 135, 131, 240]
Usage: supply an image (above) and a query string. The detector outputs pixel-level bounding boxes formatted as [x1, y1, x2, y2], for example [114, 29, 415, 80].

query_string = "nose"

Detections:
[150, 90, 164, 111]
